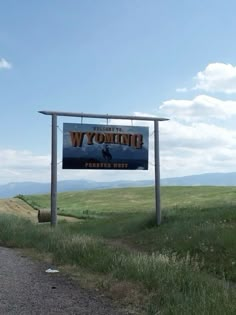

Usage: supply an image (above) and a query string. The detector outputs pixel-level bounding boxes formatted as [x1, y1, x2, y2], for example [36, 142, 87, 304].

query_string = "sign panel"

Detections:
[63, 123, 149, 170]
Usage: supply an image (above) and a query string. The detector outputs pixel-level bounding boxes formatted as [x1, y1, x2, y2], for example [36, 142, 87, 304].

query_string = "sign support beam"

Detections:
[154, 120, 161, 225]
[51, 114, 57, 226]
[39, 110, 168, 227]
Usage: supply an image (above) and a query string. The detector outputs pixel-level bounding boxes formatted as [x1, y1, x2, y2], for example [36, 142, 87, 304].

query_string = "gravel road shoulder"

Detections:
[0, 246, 130, 315]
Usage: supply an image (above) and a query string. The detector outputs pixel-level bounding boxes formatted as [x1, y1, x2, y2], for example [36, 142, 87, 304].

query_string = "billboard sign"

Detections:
[63, 123, 149, 170]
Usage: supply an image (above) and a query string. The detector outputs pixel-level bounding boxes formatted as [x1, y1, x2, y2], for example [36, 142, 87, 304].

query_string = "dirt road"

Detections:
[0, 247, 129, 315]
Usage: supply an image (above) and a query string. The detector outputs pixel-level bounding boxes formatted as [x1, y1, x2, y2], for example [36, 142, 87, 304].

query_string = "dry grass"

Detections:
[0, 198, 79, 223]
[0, 199, 37, 220]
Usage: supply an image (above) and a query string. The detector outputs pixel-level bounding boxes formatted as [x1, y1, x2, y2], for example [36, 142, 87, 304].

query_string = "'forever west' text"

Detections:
[69, 132, 144, 149]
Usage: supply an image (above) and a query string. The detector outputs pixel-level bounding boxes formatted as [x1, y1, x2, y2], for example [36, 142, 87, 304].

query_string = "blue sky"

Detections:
[1, 0, 236, 183]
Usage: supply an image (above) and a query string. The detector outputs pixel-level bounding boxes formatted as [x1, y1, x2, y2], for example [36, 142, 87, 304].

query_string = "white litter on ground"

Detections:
[45, 268, 59, 273]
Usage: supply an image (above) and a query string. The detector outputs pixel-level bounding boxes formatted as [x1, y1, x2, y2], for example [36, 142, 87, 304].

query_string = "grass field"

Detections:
[21, 187, 236, 280]
[1, 186, 236, 314]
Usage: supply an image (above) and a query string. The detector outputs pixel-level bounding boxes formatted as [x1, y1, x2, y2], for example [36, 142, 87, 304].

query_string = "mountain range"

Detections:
[161, 172, 236, 186]
[0, 179, 154, 198]
[0, 172, 235, 198]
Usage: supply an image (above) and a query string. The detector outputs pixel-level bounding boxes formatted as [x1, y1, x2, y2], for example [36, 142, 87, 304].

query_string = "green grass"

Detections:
[2, 186, 235, 314]
[0, 213, 235, 314]
[22, 185, 236, 214]
[22, 186, 236, 281]
[21, 187, 156, 216]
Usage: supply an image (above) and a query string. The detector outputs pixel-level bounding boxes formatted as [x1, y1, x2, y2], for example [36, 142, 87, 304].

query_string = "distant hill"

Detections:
[0, 179, 154, 198]
[0, 172, 236, 198]
[161, 172, 236, 186]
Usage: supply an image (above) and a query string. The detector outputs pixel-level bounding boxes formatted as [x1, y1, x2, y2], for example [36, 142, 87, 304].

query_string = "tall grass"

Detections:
[0, 213, 235, 314]
[18, 187, 236, 282]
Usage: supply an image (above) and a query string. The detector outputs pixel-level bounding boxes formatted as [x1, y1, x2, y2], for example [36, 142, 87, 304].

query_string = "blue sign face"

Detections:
[63, 123, 149, 170]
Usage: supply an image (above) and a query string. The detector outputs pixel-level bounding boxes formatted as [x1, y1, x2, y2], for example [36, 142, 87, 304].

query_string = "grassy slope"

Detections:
[1, 186, 235, 314]
[23, 185, 236, 213]
[23, 186, 236, 281]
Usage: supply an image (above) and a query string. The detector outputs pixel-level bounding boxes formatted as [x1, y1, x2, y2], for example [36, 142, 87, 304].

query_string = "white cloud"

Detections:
[158, 92, 236, 177]
[160, 95, 236, 121]
[158, 119, 236, 177]
[193, 62, 236, 93]
[160, 120, 236, 149]
[0, 57, 12, 69]
[160, 147, 236, 178]
[0, 150, 51, 183]
[0, 149, 50, 168]
[176, 87, 187, 93]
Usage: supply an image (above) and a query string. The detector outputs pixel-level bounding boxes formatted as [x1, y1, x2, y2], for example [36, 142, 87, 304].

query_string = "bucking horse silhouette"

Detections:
[102, 145, 112, 161]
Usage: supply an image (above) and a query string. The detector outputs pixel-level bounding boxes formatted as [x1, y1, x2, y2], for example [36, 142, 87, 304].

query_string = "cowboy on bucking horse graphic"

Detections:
[101, 144, 112, 161]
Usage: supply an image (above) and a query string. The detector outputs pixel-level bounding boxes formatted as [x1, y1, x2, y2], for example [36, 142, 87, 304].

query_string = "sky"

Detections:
[1, 0, 236, 184]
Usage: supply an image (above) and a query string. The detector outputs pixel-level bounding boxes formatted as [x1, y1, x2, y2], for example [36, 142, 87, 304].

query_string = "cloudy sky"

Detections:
[1, 0, 236, 184]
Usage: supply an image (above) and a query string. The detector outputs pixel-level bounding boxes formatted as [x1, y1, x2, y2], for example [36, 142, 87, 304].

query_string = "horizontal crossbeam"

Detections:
[39, 110, 168, 122]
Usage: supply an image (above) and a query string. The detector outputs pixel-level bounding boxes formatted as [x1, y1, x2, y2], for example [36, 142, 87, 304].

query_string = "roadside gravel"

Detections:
[0, 247, 130, 315]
